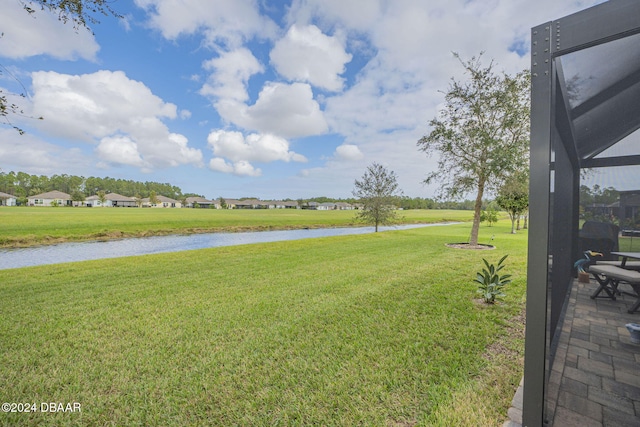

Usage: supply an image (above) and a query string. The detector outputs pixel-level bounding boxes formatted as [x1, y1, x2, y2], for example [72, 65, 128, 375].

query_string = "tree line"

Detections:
[0, 171, 185, 202]
[0, 170, 487, 210]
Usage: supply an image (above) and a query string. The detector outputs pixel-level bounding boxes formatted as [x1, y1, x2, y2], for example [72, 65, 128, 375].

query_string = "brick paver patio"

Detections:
[505, 278, 640, 426]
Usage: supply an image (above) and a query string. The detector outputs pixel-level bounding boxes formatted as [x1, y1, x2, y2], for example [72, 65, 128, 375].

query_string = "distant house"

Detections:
[235, 199, 266, 209]
[28, 190, 72, 207]
[334, 202, 354, 210]
[0, 191, 17, 206]
[185, 196, 217, 209]
[317, 202, 336, 210]
[221, 199, 239, 209]
[85, 195, 108, 207]
[141, 195, 181, 208]
[272, 201, 299, 209]
[85, 193, 138, 207]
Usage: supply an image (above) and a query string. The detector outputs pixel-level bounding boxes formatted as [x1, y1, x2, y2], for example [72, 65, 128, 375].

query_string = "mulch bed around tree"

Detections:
[446, 243, 495, 250]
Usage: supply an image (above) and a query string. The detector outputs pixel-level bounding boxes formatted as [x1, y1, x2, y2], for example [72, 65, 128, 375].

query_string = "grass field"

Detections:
[0, 207, 479, 247]
[0, 220, 526, 426]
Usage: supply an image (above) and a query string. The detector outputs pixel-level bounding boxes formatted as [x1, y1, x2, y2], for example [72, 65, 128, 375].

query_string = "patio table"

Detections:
[590, 251, 640, 313]
[610, 251, 640, 268]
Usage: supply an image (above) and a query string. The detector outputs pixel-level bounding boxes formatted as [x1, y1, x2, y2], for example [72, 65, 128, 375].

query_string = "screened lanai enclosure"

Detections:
[524, 0, 640, 425]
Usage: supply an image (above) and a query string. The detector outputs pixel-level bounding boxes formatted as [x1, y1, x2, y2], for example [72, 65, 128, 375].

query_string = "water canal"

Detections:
[0, 223, 454, 270]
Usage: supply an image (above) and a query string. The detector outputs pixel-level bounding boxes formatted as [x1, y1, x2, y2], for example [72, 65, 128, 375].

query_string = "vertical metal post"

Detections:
[523, 22, 553, 427]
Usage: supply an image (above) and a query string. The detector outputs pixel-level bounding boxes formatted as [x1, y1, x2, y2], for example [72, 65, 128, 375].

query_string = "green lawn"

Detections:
[0, 207, 477, 247]
[0, 220, 526, 426]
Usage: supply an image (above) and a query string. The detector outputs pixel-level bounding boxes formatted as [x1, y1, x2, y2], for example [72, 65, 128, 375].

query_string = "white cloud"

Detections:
[286, 0, 383, 33]
[209, 157, 234, 174]
[207, 129, 306, 177]
[3, 0, 609, 200]
[198, 48, 328, 139]
[270, 24, 352, 91]
[29, 70, 203, 169]
[95, 136, 147, 168]
[207, 129, 306, 166]
[334, 144, 364, 161]
[200, 48, 264, 102]
[0, 0, 99, 60]
[134, 0, 278, 48]
[209, 157, 262, 177]
[216, 82, 328, 138]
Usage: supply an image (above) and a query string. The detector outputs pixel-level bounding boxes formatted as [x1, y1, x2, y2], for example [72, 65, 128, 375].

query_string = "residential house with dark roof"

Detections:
[185, 196, 218, 209]
[85, 193, 138, 207]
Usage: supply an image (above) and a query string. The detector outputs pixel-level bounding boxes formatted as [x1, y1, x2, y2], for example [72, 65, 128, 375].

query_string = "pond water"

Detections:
[0, 223, 453, 270]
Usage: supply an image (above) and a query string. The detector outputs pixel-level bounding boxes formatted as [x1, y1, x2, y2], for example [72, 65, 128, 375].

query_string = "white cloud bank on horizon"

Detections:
[29, 70, 203, 171]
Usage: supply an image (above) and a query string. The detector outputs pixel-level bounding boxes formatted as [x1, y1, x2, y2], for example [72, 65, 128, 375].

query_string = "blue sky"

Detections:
[0, 0, 603, 200]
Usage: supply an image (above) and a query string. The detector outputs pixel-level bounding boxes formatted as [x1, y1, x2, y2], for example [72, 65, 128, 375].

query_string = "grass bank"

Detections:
[0, 207, 477, 248]
[0, 221, 526, 426]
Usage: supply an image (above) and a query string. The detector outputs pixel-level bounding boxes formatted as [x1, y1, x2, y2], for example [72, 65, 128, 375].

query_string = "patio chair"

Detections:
[589, 264, 640, 313]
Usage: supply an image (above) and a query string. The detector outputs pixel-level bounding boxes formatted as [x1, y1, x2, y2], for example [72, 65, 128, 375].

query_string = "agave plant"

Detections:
[475, 254, 511, 304]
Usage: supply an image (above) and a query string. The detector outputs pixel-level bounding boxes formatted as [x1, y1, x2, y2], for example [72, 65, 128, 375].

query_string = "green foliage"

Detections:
[23, 0, 122, 30]
[71, 190, 85, 205]
[148, 190, 159, 205]
[480, 208, 498, 226]
[97, 190, 107, 205]
[417, 53, 530, 245]
[352, 162, 403, 232]
[579, 184, 620, 224]
[0, 170, 184, 199]
[474, 255, 511, 304]
[496, 171, 529, 234]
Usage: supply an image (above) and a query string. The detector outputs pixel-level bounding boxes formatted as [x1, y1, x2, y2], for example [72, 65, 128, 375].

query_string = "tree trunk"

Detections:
[516, 216, 521, 230]
[469, 180, 485, 246]
[511, 216, 517, 234]
[523, 214, 528, 229]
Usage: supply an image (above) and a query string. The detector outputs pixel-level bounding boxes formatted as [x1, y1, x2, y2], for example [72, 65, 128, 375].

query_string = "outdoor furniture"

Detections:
[595, 260, 640, 270]
[594, 251, 640, 272]
[589, 264, 640, 313]
[579, 221, 620, 260]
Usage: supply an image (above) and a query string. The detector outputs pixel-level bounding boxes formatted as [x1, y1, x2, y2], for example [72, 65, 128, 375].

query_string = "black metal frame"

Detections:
[525, 1, 640, 425]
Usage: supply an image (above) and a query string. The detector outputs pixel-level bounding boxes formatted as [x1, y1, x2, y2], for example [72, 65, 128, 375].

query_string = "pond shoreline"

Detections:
[0, 220, 453, 249]
[0, 223, 458, 270]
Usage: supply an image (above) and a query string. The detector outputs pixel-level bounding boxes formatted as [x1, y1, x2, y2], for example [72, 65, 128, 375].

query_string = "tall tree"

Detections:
[71, 190, 86, 207]
[417, 53, 530, 245]
[352, 162, 403, 232]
